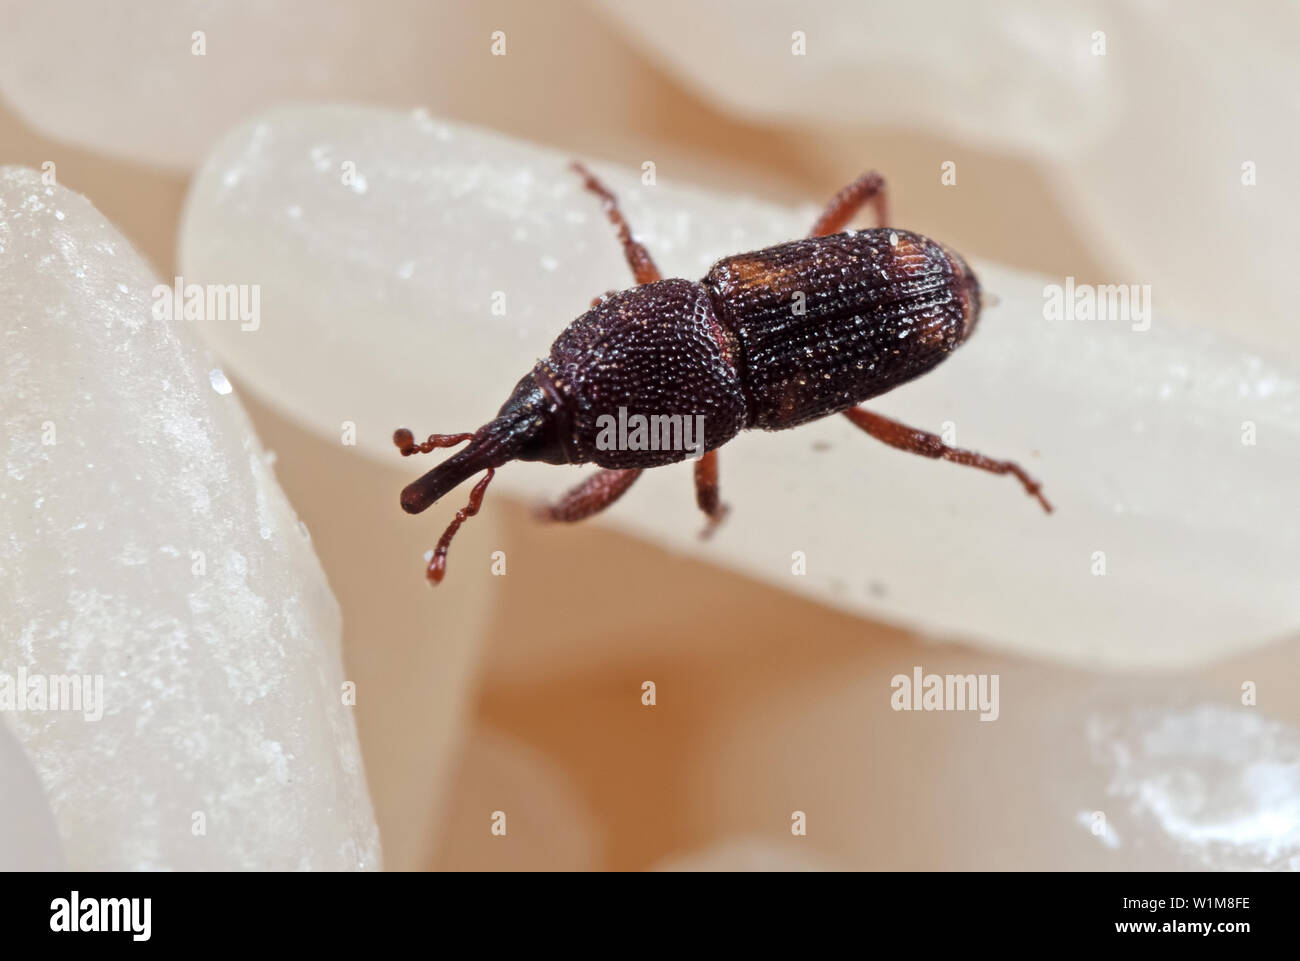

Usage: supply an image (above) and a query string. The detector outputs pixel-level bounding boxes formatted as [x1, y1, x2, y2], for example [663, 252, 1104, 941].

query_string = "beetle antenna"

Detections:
[392, 428, 475, 456]
[424, 468, 495, 584]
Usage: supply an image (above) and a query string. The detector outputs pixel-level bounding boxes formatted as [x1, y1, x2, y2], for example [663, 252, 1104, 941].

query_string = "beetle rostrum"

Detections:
[396, 163, 1051, 584]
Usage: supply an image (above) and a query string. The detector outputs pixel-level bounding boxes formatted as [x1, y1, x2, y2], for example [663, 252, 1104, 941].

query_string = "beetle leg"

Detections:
[570, 162, 662, 285]
[693, 450, 729, 538]
[842, 407, 1052, 513]
[535, 467, 643, 523]
[425, 468, 496, 585]
[809, 171, 889, 236]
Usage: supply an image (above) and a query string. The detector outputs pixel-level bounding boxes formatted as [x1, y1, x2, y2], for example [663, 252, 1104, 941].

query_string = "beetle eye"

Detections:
[498, 371, 571, 465]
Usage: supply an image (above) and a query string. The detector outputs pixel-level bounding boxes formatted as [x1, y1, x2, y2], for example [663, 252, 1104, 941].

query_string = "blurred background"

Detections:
[2, 0, 1298, 870]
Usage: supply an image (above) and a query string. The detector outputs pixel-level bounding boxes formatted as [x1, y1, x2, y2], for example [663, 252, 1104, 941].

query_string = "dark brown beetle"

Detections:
[396, 164, 1051, 583]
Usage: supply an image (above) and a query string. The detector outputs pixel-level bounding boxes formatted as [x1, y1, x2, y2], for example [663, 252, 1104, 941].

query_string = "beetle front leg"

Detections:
[693, 449, 728, 538]
[535, 467, 643, 523]
[570, 162, 663, 285]
[842, 407, 1052, 513]
[809, 170, 889, 236]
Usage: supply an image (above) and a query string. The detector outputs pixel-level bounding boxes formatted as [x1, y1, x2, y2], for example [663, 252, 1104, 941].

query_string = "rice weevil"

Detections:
[394, 163, 1051, 584]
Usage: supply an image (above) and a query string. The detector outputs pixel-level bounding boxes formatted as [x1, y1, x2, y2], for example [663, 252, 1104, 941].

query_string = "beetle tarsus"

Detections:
[697, 503, 729, 540]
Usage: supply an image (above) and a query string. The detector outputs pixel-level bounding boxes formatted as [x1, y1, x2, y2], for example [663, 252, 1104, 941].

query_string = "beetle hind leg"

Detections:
[570, 162, 663, 285]
[842, 407, 1052, 513]
[693, 449, 728, 538]
[809, 170, 889, 236]
[535, 467, 643, 523]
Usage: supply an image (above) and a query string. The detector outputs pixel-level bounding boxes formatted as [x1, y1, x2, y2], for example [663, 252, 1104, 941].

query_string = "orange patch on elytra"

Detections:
[888, 233, 920, 260]
[720, 256, 799, 291]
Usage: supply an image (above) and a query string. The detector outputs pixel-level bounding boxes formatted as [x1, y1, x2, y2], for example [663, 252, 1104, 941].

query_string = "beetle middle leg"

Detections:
[842, 407, 1052, 513]
[571, 162, 662, 285]
[693, 449, 728, 538]
[536, 467, 643, 523]
[809, 170, 889, 236]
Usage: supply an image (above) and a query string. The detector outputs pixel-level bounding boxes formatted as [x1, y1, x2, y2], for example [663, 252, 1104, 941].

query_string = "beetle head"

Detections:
[398, 367, 570, 515]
